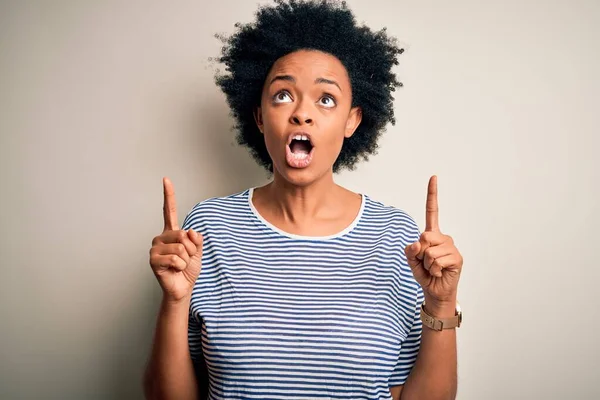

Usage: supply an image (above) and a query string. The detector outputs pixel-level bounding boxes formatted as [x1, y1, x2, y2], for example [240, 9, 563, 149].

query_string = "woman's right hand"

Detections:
[149, 177, 203, 303]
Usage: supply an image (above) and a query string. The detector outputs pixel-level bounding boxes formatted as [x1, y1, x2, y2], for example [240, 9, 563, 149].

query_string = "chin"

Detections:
[274, 163, 324, 187]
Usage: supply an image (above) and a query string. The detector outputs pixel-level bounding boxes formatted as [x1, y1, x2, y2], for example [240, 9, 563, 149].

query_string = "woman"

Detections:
[144, 1, 463, 399]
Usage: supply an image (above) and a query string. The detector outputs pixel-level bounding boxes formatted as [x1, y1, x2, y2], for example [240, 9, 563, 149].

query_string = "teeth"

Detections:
[292, 134, 310, 142]
[292, 152, 308, 159]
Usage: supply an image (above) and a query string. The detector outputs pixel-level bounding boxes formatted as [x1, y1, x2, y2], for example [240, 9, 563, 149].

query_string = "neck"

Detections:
[265, 169, 340, 224]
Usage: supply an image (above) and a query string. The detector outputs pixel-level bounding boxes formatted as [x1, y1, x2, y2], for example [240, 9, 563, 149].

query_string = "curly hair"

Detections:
[214, 0, 404, 173]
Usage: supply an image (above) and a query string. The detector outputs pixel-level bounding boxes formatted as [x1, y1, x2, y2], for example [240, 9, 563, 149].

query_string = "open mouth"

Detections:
[286, 133, 314, 168]
[289, 134, 314, 155]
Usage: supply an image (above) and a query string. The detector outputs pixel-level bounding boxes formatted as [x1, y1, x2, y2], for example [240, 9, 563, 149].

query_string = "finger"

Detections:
[425, 175, 440, 232]
[423, 244, 455, 272]
[417, 232, 446, 261]
[179, 232, 197, 257]
[429, 254, 461, 278]
[153, 254, 187, 272]
[416, 231, 438, 261]
[404, 242, 429, 283]
[157, 243, 191, 265]
[163, 177, 179, 231]
[187, 229, 203, 252]
[404, 241, 421, 268]
[157, 229, 196, 256]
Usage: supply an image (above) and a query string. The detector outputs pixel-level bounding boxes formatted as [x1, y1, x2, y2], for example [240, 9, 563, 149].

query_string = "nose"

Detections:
[290, 115, 313, 125]
[290, 102, 313, 125]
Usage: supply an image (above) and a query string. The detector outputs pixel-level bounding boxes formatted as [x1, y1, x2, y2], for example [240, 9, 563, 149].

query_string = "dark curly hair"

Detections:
[214, 0, 404, 173]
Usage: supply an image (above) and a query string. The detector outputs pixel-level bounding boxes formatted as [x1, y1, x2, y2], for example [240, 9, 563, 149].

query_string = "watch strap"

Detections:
[420, 302, 462, 331]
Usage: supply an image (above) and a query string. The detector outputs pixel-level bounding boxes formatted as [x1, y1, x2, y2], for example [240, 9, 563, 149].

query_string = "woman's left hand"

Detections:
[404, 176, 463, 310]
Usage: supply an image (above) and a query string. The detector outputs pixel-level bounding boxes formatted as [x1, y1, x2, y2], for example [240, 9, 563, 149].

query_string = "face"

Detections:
[254, 50, 362, 186]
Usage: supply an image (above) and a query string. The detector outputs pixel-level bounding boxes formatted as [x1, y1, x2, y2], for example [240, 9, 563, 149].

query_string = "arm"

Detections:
[390, 384, 403, 399]
[398, 299, 457, 400]
[395, 175, 462, 400]
[143, 295, 199, 400]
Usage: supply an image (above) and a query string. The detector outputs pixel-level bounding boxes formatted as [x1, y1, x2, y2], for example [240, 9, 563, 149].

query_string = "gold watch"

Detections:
[420, 302, 462, 331]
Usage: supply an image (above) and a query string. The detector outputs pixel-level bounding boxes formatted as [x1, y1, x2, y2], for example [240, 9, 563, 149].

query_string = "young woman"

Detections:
[144, 1, 463, 399]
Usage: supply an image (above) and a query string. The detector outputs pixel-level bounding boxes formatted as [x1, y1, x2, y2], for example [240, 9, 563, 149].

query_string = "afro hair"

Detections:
[214, 0, 404, 173]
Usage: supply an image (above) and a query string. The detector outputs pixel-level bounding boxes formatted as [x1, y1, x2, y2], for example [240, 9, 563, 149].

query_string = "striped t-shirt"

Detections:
[182, 187, 424, 400]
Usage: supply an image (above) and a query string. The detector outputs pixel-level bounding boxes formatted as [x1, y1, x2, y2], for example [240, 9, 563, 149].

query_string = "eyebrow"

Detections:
[269, 75, 342, 92]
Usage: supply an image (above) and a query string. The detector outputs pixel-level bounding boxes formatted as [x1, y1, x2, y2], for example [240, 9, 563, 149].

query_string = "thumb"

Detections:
[185, 229, 203, 283]
[188, 229, 204, 248]
[404, 241, 421, 267]
[405, 241, 429, 284]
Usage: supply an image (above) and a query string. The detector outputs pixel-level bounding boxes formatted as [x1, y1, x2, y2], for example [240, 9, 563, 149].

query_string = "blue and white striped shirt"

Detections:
[182, 187, 424, 400]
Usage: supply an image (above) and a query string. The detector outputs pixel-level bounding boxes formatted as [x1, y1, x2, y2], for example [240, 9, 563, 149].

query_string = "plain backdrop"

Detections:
[1, 0, 598, 399]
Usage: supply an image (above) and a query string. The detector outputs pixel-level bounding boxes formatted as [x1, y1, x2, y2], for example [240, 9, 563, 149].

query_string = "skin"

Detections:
[400, 175, 462, 400]
[252, 50, 363, 236]
[147, 50, 463, 400]
[252, 50, 463, 398]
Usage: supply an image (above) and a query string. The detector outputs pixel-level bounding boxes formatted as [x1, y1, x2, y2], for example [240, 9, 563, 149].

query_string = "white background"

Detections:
[1, 0, 598, 398]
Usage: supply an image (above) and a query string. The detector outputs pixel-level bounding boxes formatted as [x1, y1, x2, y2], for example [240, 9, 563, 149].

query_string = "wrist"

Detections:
[162, 293, 192, 310]
[423, 297, 457, 318]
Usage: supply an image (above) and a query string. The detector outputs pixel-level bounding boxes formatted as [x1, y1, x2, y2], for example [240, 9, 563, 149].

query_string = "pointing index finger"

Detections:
[425, 175, 440, 232]
[163, 177, 179, 231]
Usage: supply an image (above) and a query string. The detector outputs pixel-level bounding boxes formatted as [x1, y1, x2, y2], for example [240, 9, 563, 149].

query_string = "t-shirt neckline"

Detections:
[247, 187, 366, 241]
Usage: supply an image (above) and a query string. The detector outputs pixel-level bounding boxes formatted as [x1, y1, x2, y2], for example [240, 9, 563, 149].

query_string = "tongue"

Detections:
[290, 140, 311, 154]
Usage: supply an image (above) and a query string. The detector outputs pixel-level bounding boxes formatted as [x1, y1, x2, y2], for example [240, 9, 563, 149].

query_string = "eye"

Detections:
[273, 90, 292, 103]
[319, 94, 336, 108]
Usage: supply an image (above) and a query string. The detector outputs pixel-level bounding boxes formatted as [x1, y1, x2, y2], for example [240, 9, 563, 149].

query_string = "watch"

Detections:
[420, 301, 462, 331]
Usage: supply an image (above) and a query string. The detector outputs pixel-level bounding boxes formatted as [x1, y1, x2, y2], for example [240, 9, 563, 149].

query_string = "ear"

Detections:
[253, 106, 264, 134]
[344, 106, 362, 138]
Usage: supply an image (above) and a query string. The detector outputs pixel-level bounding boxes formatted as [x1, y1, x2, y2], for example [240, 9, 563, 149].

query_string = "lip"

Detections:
[285, 130, 315, 169]
[285, 141, 314, 169]
[286, 131, 314, 147]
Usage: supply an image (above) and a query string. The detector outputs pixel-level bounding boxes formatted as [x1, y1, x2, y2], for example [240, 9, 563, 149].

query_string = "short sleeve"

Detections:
[181, 206, 194, 231]
[188, 311, 209, 399]
[183, 202, 209, 397]
[388, 284, 424, 386]
[183, 202, 205, 364]
[388, 213, 424, 386]
[188, 311, 204, 362]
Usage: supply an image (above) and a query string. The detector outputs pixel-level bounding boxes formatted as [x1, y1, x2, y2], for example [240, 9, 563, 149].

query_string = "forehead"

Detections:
[266, 50, 350, 86]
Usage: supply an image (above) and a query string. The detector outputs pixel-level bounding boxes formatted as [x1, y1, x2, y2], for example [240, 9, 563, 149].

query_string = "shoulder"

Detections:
[362, 195, 423, 315]
[361, 194, 421, 240]
[181, 188, 251, 230]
